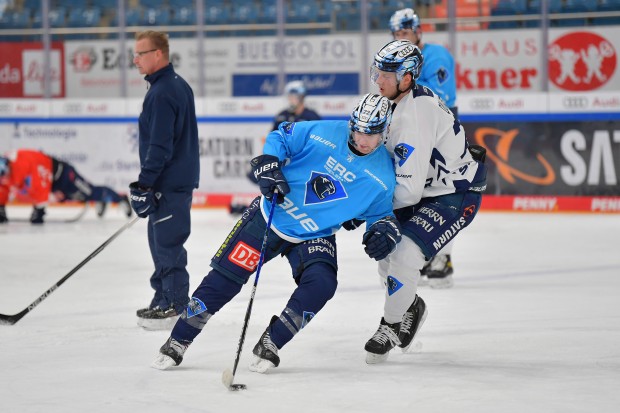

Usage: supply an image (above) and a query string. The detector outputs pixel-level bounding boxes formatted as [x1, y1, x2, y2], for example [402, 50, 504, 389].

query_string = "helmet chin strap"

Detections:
[389, 79, 412, 101]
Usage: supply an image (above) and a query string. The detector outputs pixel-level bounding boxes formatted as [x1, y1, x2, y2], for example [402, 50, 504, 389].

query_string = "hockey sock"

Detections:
[270, 262, 337, 348]
[172, 270, 243, 343]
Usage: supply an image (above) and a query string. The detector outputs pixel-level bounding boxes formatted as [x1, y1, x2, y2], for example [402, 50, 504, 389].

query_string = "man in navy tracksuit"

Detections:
[129, 30, 199, 330]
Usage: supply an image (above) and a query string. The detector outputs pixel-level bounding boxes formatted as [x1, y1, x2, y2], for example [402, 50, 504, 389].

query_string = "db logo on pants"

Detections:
[228, 241, 260, 271]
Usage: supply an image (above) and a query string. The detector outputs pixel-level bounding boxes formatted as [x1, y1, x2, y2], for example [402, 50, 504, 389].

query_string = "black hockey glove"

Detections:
[362, 216, 402, 261]
[30, 206, 46, 224]
[129, 182, 158, 218]
[342, 218, 365, 231]
[0, 205, 7, 224]
[250, 154, 290, 204]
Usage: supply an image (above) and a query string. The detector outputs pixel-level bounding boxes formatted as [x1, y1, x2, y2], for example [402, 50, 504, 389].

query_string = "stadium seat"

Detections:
[554, 0, 596, 27]
[169, 0, 194, 7]
[142, 8, 171, 26]
[0, 9, 31, 29]
[171, 7, 196, 25]
[204, 5, 231, 37]
[32, 7, 66, 28]
[592, 0, 620, 25]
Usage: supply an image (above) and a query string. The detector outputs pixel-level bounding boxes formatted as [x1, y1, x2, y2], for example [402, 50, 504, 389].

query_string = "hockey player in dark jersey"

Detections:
[151, 94, 402, 373]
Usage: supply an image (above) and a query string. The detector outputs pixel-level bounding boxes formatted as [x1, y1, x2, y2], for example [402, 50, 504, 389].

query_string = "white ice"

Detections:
[1, 205, 619, 413]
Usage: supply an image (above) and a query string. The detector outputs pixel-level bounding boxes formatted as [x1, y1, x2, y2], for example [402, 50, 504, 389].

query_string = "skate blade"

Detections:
[151, 353, 177, 370]
[248, 356, 275, 373]
[401, 340, 424, 354]
[137, 315, 180, 331]
[365, 352, 390, 364]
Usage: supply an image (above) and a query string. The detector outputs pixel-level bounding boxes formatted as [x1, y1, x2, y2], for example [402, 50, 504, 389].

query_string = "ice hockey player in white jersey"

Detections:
[151, 94, 403, 373]
[361, 39, 487, 363]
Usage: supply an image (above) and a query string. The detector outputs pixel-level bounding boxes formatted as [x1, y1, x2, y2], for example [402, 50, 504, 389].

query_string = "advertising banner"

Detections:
[465, 121, 620, 197]
[0, 42, 65, 98]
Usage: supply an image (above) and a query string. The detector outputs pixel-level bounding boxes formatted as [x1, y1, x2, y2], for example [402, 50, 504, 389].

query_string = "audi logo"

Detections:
[469, 98, 494, 110]
[562, 96, 588, 109]
[219, 102, 237, 113]
[63, 103, 82, 113]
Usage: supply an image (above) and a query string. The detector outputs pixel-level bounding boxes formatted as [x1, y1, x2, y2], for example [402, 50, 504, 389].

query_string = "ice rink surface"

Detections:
[1, 205, 619, 413]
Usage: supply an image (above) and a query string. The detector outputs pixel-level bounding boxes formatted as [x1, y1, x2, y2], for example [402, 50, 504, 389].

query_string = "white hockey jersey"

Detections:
[386, 85, 480, 209]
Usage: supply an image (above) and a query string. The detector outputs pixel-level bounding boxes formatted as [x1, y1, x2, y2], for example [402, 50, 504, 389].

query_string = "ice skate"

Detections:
[426, 254, 454, 289]
[249, 326, 280, 373]
[95, 201, 108, 217]
[151, 337, 188, 370]
[364, 318, 401, 364]
[398, 295, 428, 352]
[137, 305, 180, 331]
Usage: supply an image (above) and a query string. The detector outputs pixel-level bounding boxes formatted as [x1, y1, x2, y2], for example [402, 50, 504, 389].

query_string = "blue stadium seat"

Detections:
[169, 0, 194, 7]
[142, 8, 171, 26]
[32, 7, 66, 28]
[554, 1, 596, 27]
[204, 5, 231, 37]
[171, 7, 196, 25]
[592, 0, 620, 26]
[140, 0, 162, 8]
[0, 9, 31, 29]
[289, 2, 320, 23]
[111, 9, 142, 26]
[489, 0, 527, 30]
[67, 8, 102, 27]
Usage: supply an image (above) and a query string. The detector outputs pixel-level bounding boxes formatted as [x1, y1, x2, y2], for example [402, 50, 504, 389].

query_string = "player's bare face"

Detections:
[392, 29, 418, 44]
[133, 39, 158, 75]
[352, 131, 382, 154]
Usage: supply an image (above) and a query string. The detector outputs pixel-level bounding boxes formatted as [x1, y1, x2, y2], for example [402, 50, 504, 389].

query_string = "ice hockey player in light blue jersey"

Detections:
[259, 119, 396, 241]
[151, 94, 403, 373]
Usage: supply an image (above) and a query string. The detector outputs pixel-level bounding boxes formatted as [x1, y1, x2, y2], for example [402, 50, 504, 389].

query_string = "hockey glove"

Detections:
[362, 216, 402, 261]
[342, 218, 365, 231]
[250, 154, 290, 204]
[30, 206, 46, 224]
[129, 182, 158, 218]
[0, 205, 7, 223]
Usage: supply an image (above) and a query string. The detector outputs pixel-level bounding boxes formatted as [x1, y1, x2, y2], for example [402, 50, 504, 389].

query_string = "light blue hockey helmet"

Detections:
[0, 156, 8, 177]
[349, 93, 393, 138]
[371, 39, 423, 83]
[389, 8, 421, 34]
[284, 80, 307, 97]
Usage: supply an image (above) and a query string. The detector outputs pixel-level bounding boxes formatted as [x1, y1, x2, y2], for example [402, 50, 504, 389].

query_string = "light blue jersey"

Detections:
[418, 43, 457, 109]
[261, 120, 396, 242]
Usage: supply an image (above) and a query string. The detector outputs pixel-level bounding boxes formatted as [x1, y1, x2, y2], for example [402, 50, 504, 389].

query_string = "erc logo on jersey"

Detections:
[394, 143, 415, 167]
[228, 241, 260, 271]
[304, 171, 348, 205]
[386, 275, 404, 296]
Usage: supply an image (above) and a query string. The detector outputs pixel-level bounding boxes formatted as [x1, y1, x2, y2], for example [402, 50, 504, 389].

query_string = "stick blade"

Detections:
[222, 369, 247, 391]
[0, 315, 19, 326]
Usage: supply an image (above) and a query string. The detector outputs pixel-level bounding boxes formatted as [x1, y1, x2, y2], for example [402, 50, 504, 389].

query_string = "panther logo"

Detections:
[312, 175, 336, 200]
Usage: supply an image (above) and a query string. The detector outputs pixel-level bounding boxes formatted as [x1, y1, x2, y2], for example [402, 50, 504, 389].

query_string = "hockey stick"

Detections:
[0, 216, 140, 325]
[11, 203, 89, 224]
[222, 193, 279, 391]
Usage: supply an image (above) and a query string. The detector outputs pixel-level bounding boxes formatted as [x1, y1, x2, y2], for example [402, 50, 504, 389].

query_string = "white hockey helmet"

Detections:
[284, 80, 307, 97]
[389, 8, 421, 34]
[371, 39, 424, 84]
[349, 93, 393, 145]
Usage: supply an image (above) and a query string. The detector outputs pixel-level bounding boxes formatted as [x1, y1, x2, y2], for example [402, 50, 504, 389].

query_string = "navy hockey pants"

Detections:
[395, 162, 487, 260]
[147, 190, 192, 313]
[52, 161, 122, 203]
[171, 196, 338, 350]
